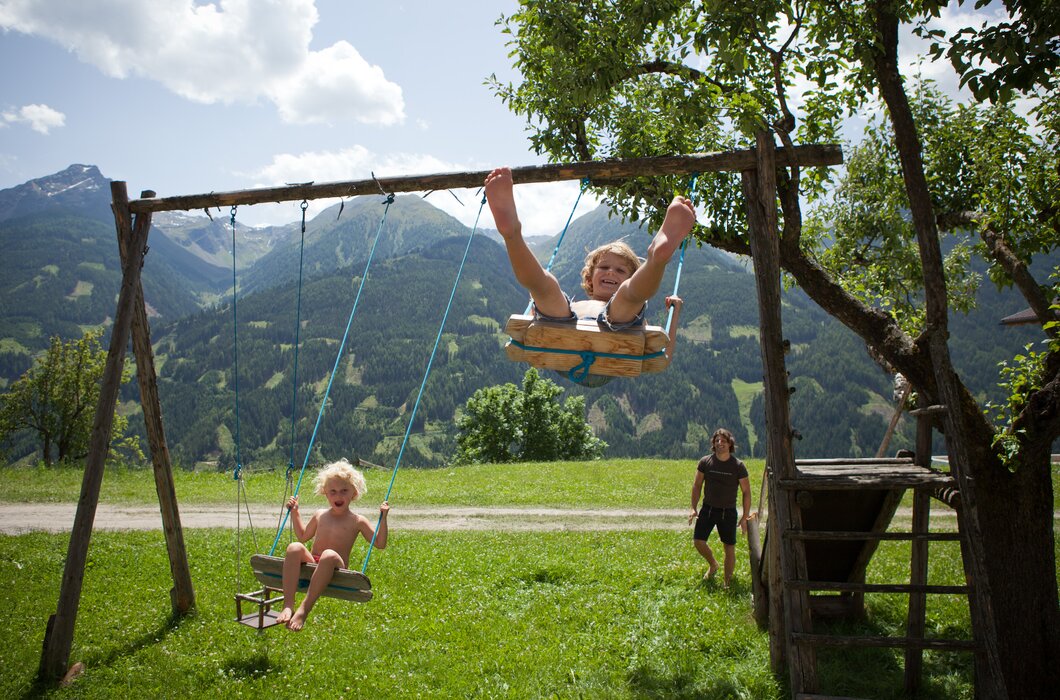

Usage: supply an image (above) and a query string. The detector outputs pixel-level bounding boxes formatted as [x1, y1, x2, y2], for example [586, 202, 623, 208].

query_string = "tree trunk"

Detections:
[869, 2, 1059, 695]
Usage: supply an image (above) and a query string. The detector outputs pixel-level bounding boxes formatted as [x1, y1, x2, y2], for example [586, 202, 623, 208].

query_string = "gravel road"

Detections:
[0, 503, 959, 535]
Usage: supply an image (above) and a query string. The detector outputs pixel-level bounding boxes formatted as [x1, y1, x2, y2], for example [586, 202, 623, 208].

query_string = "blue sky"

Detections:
[0, 1, 1003, 233]
[0, 0, 591, 232]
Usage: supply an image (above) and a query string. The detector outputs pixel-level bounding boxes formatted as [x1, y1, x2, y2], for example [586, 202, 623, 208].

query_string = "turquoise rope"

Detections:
[229, 206, 242, 481]
[522, 177, 591, 315]
[361, 195, 487, 573]
[663, 173, 698, 334]
[287, 200, 308, 477]
[268, 194, 395, 556]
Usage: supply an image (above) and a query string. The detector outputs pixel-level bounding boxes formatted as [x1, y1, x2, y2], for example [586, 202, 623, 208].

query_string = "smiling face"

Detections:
[323, 476, 356, 512]
[582, 243, 640, 301]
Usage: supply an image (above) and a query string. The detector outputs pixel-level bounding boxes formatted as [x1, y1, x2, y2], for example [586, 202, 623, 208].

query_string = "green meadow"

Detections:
[0, 461, 979, 698]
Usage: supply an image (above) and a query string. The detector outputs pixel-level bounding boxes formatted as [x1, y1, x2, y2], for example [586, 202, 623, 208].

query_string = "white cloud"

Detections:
[269, 41, 404, 126]
[0, 0, 404, 126]
[1, 104, 66, 134]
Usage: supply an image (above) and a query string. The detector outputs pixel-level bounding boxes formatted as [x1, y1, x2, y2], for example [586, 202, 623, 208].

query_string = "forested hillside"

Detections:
[1, 165, 1048, 468]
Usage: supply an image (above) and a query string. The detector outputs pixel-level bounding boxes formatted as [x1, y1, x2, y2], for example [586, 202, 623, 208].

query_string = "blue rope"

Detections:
[229, 206, 242, 482]
[361, 195, 486, 574]
[287, 200, 309, 478]
[269, 193, 395, 556]
[663, 173, 698, 334]
[522, 177, 591, 315]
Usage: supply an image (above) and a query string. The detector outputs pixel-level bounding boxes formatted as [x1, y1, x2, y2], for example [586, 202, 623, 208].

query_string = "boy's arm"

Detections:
[369, 502, 389, 550]
[663, 295, 683, 364]
[287, 499, 316, 542]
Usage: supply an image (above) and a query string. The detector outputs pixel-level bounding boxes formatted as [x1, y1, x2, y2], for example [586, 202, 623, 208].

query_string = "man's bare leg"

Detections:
[694, 539, 720, 580]
[722, 544, 736, 589]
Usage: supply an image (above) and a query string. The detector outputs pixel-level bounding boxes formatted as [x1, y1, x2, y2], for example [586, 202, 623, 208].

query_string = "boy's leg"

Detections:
[609, 196, 695, 322]
[485, 167, 569, 318]
[277, 543, 313, 624]
[287, 550, 342, 631]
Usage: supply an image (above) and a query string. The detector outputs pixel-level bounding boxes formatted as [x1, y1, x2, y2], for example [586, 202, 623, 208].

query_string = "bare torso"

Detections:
[310, 508, 369, 567]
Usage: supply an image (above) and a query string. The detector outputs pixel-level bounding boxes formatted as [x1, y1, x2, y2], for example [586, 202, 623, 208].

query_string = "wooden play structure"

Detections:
[37, 134, 1003, 696]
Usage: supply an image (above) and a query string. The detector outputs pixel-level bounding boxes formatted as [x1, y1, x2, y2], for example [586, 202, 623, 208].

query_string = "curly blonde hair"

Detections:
[580, 241, 641, 298]
[313, 458, 367, 500]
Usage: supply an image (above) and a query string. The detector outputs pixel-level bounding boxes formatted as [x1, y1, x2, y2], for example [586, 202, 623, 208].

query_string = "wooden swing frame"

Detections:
[41, 142, 861, 683]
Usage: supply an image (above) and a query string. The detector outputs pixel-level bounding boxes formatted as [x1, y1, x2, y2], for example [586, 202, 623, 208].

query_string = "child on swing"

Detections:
[484, 167, 695, 383]
[275, 458, 389, 631]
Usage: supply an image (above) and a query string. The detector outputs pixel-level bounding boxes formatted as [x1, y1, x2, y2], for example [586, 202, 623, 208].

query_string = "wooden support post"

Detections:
[38, 181, 153, 683]
[747, 512, 767, 626]
[905, 488, 930, 693]
[113, 185, 195, 614]
[744, 130, 816, 694]
[766, 490, 787, 672]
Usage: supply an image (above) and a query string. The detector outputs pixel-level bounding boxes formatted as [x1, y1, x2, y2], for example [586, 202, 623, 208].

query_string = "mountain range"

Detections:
[0, 165, 1046, 468]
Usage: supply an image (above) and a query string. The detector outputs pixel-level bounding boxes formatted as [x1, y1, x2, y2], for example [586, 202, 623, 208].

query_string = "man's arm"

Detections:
[688, 470, 704, 525]
[738, 476, 752, 533]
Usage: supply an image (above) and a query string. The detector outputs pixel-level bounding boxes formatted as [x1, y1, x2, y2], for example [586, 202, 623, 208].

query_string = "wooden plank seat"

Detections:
[250, 554, 373, 603]
[504, 313, 669, 379]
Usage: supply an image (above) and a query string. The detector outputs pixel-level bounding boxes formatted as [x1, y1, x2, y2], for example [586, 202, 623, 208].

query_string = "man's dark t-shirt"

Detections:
[697, 454, 749, 508]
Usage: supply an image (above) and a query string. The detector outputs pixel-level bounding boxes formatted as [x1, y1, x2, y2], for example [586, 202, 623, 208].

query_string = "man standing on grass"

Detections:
[687, 428, 752, 588]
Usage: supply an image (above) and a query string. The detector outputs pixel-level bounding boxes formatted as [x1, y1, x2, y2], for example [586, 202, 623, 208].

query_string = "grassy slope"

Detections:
[0, 460, 993, 699]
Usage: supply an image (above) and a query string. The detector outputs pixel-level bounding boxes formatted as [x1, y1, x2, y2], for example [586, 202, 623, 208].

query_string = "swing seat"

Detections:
[504, 314, 670, 378]
[250, 554, 373, 603]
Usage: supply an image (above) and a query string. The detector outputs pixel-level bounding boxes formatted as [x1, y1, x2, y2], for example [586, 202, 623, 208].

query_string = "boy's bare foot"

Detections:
[287, 606, 308, 632]
[275, 607, 293, 625]
[484, 167, 522, 240]
[648, 196, 695, 263]
[704, 563, 719, 580]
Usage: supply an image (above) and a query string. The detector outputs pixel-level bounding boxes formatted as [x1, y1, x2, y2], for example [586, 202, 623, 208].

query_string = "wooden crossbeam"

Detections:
[126, 144, 842, 214]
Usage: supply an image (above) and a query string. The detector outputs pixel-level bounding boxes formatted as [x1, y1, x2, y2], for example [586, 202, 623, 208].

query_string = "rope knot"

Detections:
[568, 351, 597, 383]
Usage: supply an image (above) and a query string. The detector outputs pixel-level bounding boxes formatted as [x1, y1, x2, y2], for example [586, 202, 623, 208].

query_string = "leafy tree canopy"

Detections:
[454, 368, 606, 464]
[0, 329, 142, 466]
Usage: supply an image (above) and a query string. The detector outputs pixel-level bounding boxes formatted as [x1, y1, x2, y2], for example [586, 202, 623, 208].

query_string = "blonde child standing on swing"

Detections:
[275, 458, 389, 631]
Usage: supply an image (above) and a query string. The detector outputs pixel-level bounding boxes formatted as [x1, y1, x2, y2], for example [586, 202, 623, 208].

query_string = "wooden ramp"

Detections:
[761, 454, 980, 696]
[250, 554, 373, 603]
[777, 457, 957, 617]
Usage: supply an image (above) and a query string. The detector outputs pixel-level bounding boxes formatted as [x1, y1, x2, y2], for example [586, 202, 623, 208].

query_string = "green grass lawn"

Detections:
[0, 461, 982, 699]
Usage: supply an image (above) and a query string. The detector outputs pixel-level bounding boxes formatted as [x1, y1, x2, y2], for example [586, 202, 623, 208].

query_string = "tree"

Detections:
[0, 329, 142, 466]
[491, 1, 1058, 694]
[454, 368, 606, 464]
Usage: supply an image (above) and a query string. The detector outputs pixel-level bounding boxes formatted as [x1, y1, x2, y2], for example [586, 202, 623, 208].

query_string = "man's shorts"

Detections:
[693, 505, 738, 545]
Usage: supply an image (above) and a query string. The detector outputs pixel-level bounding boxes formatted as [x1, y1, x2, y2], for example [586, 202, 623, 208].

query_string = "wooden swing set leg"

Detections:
[234, 586, 284, 630]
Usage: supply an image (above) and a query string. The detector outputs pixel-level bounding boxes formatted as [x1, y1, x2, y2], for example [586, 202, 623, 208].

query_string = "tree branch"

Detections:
[634, 59, 733, 92]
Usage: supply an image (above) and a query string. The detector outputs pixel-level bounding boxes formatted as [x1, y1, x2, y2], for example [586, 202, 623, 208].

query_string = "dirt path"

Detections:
[0, 502, 959, 535]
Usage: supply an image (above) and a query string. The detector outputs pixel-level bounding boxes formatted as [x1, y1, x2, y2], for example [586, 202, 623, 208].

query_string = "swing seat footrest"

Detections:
[235, 586, 285, 629]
